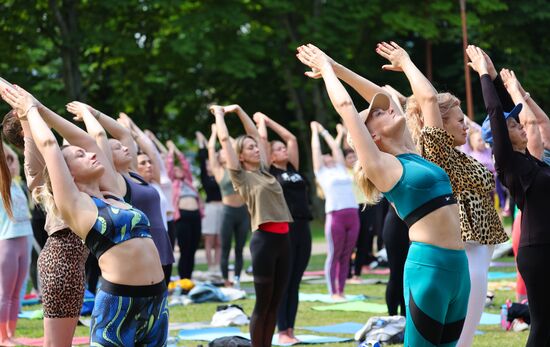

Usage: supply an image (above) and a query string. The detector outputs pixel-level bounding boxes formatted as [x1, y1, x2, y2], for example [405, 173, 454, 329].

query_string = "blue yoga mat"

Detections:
[299, 293, 366, 303]
[303, 322, 363, 334]
[480, 312, 501, 325]
[488, 272, 516, 280]
[178, 327, 351, 345]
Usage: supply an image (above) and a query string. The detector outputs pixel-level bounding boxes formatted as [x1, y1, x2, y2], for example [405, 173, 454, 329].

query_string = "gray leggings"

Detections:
[220, 205, 250, 280]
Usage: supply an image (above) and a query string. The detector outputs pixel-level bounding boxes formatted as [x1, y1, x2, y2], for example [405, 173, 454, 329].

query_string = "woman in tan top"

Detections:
[211, 104, 292, 347]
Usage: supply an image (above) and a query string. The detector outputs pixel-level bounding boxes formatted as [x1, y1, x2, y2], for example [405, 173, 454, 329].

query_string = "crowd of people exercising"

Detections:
[1, 41, 548, 347]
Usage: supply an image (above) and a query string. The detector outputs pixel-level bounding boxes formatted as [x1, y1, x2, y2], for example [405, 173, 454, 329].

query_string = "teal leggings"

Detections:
[404, 242, 470, 347]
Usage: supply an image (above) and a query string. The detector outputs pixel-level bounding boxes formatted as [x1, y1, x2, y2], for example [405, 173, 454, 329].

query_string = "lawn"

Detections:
[15, 251, 528, 347]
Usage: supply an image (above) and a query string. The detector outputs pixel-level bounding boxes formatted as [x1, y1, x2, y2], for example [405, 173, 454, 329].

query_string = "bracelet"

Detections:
[19, 105, 37, 120]
[524, 92, 531, 101]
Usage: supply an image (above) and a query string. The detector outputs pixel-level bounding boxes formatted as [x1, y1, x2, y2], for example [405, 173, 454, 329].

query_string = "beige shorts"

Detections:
[202, 202, 224, 235]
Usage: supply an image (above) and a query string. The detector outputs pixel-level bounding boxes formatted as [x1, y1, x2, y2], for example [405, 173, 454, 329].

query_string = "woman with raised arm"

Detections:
[212, 104, 292, 347]
[310, 121, 359, 300]
[402, 50, 507, 347]
[2, 99, 103, 346]
[1, 87, 168, 346]
[77, 106, 175, 285]
[0, 142, 32, 346]
[297, 42, 469, 346]
[165, 139, 203, 280]
[255, 112, 312, 344]
[196, 130, 223, 273]
[118, 114, 175, 284]
[467, 45, 550, 346]
[207, 109, 250, 288]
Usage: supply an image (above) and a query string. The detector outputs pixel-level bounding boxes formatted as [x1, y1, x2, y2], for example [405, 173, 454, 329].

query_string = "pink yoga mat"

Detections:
[304, 268, 390, 276]
[16, 336, 89, 346]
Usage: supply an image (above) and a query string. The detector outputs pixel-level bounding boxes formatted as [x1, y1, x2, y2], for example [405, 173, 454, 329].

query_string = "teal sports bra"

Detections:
[383, 153, 456, 227]
[85, 196, 152, 259]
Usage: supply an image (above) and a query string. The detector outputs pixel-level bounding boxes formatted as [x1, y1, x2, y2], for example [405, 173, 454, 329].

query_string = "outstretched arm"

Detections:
[500, 69, 543, 159]
[317, 122, 345, 165]
[253, 112, 271, 162]
[297, 44, 401, 192]
[310, 122, 323, 173]
[376, 41, 443, 130]
[146, 130, 168, 155]
[95, 110, 138, 170]
[223, 104, 268, 166]
[120, 113, 162, 183]
[212, 106, 240, 170]
[206, 124, 224, 179]
[1, 87, 95, 234]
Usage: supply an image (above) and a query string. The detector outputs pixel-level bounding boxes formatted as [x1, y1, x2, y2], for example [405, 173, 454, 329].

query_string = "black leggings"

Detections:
[250, 230, 290, 347]
[353, 202, 386, 276]
[277, 219, 312, 331]
[382, 206, 409, 316]
[220, 205, 249, 280]
[176, 209, 202, 279]
[517, 244, 550, 347]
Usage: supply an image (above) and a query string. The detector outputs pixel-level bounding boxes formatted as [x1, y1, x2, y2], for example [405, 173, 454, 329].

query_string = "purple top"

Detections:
[124, 172, 175, 265]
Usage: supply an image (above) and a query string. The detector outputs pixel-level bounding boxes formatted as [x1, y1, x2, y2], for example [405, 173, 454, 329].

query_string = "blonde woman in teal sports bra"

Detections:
[297, 42, 470, 347]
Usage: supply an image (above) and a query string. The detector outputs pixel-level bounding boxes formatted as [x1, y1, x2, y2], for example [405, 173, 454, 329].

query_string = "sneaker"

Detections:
[511, 319, 529, 332]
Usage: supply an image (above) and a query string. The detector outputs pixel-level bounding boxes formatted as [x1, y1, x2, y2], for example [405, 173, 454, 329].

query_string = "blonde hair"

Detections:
[353, 160, 382, 206]
[32, 167, 62, 220]
[405, 93, 460, 147]
[234, 135, 256, 163]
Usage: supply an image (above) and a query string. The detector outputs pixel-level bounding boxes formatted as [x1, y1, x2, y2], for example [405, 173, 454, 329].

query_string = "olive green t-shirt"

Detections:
[229, 164, 293, 231]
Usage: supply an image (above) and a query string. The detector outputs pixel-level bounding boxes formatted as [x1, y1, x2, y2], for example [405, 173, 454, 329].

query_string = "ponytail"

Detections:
[32, 167, 61, 220]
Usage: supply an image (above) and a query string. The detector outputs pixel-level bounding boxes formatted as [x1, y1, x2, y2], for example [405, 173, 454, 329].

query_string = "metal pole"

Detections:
[460, 0, 474, 119]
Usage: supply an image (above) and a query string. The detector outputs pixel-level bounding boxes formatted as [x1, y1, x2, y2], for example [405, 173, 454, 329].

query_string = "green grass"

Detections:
[16, 255, 528, 346]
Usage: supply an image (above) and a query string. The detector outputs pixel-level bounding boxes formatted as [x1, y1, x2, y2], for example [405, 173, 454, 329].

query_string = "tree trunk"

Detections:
[49, 0, 83, 101]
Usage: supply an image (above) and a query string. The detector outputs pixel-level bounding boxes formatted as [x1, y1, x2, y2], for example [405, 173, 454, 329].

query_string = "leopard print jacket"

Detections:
[420, 127, 507, 244]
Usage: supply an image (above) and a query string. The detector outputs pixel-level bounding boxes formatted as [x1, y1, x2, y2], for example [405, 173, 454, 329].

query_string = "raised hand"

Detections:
[376, 41, 410, 72]
[209, 105, 224, 116]
[310, 121, 319, 132]
[466, 45, 489, 75]
[296, 44, 333, 77]
[480, 48, 498, 80]
[66, 101, 93, 122]
[500, 69, 522, 92]
[222, 104, 241, 114]
[253, 111, 268, 124]
[1, 86, 38, 119]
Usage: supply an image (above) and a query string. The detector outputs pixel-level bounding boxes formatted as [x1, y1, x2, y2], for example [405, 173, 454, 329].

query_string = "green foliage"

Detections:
[1, 0, 549, 167]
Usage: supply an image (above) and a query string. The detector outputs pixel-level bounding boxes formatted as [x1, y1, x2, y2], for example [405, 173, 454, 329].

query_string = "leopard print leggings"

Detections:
[37, 229, 89, 318]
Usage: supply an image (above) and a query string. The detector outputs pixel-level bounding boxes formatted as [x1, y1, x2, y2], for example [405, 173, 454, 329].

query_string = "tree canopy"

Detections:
[2, 0, 550, 172]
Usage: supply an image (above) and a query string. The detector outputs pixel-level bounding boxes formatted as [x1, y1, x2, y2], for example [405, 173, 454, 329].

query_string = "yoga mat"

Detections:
[299, 293, 366, 303]
[18, 309, 43, 320]
[178, 327, 351, 345]
[16, 336, 89, 346]
[490, 261, 516, 268]
[303, 270, 325, 276]
[273, 334, 351, 345]
[479, 312, 501, 325]
[178, 327, 248, 341]
[363, 268, 390, 275]
[303, 322, 363, 334]
[169, 321, 212, 331]
[488, 272, 517, 280]
[312, 301, 387, 313]
[22, 298, 40, 306]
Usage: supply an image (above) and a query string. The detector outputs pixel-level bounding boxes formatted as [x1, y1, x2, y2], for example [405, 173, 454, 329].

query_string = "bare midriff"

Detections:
[222, 193, 245, 208]
[178, 196, 199, 211]
[98, 238, 165, 285]
[408, 204, 464, 250]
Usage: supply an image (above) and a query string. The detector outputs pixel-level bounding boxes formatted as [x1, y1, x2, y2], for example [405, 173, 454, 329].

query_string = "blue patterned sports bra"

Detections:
[85, 196, 152, 259]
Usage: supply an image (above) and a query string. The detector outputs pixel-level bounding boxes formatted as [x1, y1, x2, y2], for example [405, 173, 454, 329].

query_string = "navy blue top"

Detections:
[85, 196, 152, 260]
[198, 148, 222, 202]
[124, 172, 175, 265]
